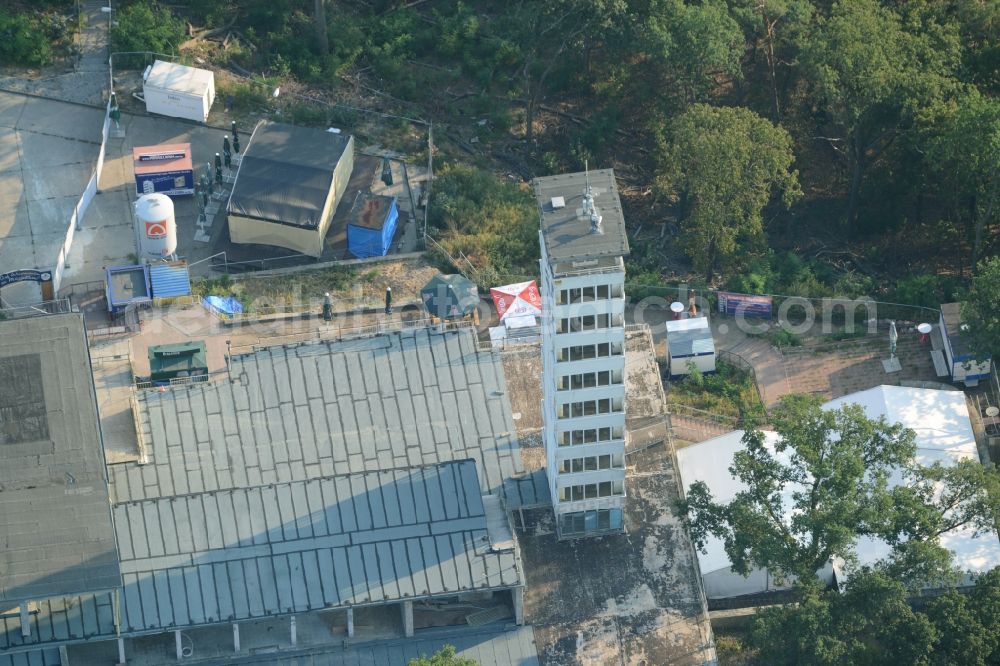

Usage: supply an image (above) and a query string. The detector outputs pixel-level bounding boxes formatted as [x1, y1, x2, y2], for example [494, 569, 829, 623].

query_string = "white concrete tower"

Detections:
[533, 169, 630, 538]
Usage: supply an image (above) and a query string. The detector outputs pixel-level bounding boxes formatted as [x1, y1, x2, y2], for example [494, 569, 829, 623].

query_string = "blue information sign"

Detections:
[0, 270, 52, 288]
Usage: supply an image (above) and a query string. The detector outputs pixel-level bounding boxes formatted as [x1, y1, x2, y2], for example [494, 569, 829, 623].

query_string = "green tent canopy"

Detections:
[148, 341, 208, 382]
[421, 274, 479, 320]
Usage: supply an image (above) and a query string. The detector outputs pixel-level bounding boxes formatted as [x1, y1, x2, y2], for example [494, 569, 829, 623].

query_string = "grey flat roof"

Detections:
[0, 314, 119, 604]
[0, 649, 61, 666]
[0, 592, 117, 652]
[113, 460, 520, 632]
[667, 320, 715, 357]
[103, 327, 532, 633]
[533, 169, 629, 263]
[113, 327, 529, 503]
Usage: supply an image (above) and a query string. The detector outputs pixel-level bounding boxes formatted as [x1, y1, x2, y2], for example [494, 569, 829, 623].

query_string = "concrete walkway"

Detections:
[712, 324, 792, 407]
[0, 0, 110, 106]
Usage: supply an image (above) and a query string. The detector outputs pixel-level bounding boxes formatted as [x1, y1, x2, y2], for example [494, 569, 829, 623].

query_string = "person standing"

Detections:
[322, 292, 333, 321]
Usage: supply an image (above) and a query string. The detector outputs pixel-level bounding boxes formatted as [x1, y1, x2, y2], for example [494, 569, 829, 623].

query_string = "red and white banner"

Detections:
[490, 281, 542, 320]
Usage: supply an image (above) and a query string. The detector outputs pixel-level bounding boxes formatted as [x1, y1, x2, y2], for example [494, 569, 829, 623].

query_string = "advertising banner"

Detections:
[717, 291, 773, 318]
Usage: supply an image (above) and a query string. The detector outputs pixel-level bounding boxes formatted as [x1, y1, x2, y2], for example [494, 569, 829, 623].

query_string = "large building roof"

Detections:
[0, 313, 119, 604]
[97, 328, 535, 634]
[114, 328, 532, 503]
[114, 460, 520, 632]
[228, 121, 352, 228]
[677, 385, 1000, 595]
[533, 169, 629, 263]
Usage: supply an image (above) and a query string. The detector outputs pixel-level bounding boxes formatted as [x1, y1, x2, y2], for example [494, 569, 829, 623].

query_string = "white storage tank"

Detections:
[135, 193, 177, 259]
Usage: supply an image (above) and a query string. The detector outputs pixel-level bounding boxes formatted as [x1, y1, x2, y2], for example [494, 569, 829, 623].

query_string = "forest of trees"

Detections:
[99, 0, 1000, 303]
[6, 0, 997, 301]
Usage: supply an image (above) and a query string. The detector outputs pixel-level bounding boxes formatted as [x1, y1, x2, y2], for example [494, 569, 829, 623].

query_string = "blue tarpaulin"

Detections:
[347, 194, 398, 258]
[202, 296, 243, 319]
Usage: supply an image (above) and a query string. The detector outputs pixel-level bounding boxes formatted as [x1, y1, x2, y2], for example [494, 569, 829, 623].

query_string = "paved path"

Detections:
[709, 318, 791, 406]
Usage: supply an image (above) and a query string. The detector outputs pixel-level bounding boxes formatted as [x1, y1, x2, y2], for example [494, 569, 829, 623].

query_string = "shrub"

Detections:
[0, 10, 54, 66]
[111, 4, 185, 65]
[769, 328, 801, 348]
[429, 163, 538, 283]
[890, 274, 961, 308]
[288, 102, 328, 127]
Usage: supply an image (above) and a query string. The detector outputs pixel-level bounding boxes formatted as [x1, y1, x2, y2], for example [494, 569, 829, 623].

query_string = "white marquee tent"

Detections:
[677, 385, 1000, 600]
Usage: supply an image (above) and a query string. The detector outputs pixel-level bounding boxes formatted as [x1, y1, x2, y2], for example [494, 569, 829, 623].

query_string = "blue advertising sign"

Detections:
[717, 291, 773, 318]
[135, 169, 195, 196]
[0, 269, 52, 288]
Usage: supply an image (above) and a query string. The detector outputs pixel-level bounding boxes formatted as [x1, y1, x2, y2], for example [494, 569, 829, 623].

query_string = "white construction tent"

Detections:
[677, 385, 1000, 600]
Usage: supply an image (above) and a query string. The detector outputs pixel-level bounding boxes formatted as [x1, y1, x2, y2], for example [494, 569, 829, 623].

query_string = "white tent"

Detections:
[676, 385, 1000, 599]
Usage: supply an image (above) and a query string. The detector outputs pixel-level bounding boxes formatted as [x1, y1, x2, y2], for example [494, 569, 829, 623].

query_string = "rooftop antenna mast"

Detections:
[583, 160, 603, 234]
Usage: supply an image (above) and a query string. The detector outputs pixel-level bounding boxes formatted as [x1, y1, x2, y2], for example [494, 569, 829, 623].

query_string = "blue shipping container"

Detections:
[347, 195, 399, 258]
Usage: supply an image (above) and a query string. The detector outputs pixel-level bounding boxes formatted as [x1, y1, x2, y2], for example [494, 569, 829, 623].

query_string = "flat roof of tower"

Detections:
[533, 169, 630, 263]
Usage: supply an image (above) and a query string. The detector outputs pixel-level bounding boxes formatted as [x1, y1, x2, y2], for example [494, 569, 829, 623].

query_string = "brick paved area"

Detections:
[781, 335, 938, 400]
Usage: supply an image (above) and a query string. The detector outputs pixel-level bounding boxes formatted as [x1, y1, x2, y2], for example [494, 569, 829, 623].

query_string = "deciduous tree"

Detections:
[800, 0, 961, 231]
[656, 104, 800, 282]
[408, 644, 478, 666]
[962, 256, 1000, 360]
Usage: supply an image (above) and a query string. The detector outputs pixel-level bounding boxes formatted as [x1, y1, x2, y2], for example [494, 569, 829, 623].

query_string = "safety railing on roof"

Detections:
[228, 316, 478, 355]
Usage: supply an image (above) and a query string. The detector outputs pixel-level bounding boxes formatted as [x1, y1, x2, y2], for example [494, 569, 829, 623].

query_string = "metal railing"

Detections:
[134, 373, 212, 391]
[0, 299, 73, 319]
[229, 316, 476, 355]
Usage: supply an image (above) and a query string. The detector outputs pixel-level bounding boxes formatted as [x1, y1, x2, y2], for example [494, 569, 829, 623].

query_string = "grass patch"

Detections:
[428, 163, 539, 287]
[714, 629, 756, 666]
[190, 259, 441, 314]
[667, 360, 762, 418]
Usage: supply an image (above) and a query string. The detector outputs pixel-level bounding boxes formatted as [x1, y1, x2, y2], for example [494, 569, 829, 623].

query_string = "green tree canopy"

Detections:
[749, 567, 1000, 665]
[920, 88, 1000, 265]
[799, 0, 961, 231]
[408, 644, 478, 666]
[428, 163, 539, 286]
[111, 4, 186, 58]
[639, 0, 744, 104]
[678, 394, 924, 583]
[679, 391, 1000, 592]
[678, 395, 918, 583]
[656, 104, 800, 282]
[748, 569, 936, 665]
[962, 256, 1000, 360]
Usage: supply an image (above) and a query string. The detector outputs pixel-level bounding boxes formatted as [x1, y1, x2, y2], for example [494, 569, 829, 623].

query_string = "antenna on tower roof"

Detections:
[583, 160, 603, 234]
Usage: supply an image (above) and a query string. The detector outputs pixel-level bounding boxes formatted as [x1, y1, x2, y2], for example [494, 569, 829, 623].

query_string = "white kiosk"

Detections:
[666, 316, 716, 378]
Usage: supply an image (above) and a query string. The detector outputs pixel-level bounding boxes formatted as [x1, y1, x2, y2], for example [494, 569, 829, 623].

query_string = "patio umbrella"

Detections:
[421, 274, 479, 320]
[889, 320, 898, 358]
